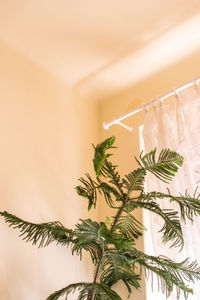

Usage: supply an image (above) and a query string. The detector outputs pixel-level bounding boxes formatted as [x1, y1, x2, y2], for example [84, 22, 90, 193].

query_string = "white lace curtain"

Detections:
[142, 85, 200, 299]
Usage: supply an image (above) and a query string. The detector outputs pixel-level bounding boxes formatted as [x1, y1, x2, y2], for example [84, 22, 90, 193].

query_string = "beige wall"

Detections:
[99, 49, 200, 299]
[0, 40, 99, 299]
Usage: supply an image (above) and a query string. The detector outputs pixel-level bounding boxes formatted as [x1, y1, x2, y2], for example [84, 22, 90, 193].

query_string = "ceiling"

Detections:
[0, 0, 200, 95]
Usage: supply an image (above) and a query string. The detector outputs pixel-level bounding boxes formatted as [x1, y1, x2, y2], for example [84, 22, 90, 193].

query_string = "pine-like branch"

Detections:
[100, 250, 140, 295]
[115, 212, 145, 240]
[76, 173, 99, 210]
[93, 136, 124, 197]
[141, 190, 200, 222]
[76, 173, 121, 210]
[122, 148, 183, 198]
[0, 211, 73, 247]
[98, 159, 124, 198]
[93, 136, 116, 177]
[125, 248, 200, 299]
[47, 282, 122, 300]
[72, 219, 102, 264]
[122, 168, 146, 195]
[125, 199, 183, 248]
[136, 148, 184, 183]
[46, 282, 88, 300]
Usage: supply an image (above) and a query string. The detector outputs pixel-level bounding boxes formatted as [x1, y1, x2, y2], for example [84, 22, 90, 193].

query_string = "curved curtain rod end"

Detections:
[103, 122, 110, 130]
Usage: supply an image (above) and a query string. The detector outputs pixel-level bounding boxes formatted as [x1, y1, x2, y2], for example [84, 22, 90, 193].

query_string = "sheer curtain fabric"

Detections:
[142, 86, 200, 299]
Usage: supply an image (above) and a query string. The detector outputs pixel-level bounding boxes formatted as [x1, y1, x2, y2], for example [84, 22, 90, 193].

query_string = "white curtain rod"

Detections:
[103, 77, 200, 132]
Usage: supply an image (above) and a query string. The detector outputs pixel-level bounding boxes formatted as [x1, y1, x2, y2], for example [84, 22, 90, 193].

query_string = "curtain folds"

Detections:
[142, 86, 200, 299]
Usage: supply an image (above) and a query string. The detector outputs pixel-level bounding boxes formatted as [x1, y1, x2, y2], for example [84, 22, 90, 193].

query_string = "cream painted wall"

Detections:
[99, 49, 200, 299]
[0, 40, 99, 299]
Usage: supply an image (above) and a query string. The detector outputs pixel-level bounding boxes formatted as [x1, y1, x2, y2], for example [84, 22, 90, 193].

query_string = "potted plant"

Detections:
[1, 136, 200, 299]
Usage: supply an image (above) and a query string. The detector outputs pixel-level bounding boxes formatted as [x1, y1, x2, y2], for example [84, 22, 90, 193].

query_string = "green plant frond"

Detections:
[141, 190, 200, 223]
[46, 282, 88, 300]
[72, 219, 103, 264]
[76, 173, 121, 210]
[97, 179, 120, 207]
[116, 212, 145, 240]
[174, 189, 200, 222]
[100, 251, 140, 296]
[126, 199, 183, 249]
[159, 209, 182, 249]
[48, 281, 122, 300]
[99, 223, 134, 249]
[0, 211, 73, 248]
[92, 137, 125, 198]
[122, 168, 146, 194]
[78, 283, 122, 300]
[126, 248, 200, 299]
[93, 136, 116, 177]
[142, 189, 200, 223]
[76, 173, 98, 210]
[98, 159, 124, 196]
[136, 148, 184, 183]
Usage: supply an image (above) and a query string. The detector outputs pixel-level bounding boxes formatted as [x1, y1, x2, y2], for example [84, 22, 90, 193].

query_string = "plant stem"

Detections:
[87, 252, 104, 300]
[93, 254, 103, 284]
[89, 195, 128, 299]
[111, 199, 126, 231]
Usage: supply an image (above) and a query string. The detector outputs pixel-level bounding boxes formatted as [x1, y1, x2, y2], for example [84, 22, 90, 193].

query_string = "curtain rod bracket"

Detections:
[116, 121, 133, 132]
